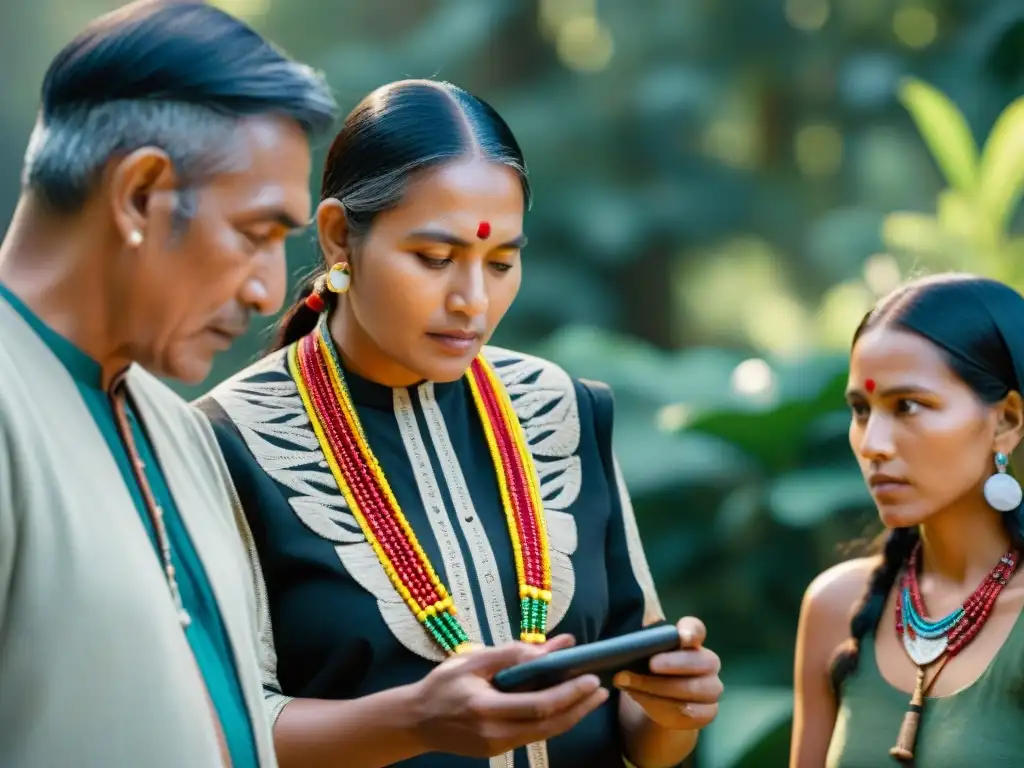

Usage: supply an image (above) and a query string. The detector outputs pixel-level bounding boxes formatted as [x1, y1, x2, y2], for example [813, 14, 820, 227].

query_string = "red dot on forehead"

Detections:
[865, 378, 876, 393]
[476, 221, 491, 240]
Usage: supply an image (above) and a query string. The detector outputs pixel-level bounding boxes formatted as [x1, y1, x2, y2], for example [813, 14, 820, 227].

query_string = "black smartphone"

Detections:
[491, 624, 680, 693]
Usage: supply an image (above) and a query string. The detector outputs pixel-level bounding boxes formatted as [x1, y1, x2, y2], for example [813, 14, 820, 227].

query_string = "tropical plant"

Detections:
[688, 77, 1024, 767]
[882, 78, 1024, 283]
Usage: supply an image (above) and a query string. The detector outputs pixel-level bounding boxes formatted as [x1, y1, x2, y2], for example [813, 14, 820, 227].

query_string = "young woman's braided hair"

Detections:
[829, 273, 1024, 694]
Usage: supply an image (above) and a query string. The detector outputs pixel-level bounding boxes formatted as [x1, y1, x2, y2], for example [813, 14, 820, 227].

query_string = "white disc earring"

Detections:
[128, 230, 143, 247]
[326, 262, 351, 294]
[984, 451, 1023, 512]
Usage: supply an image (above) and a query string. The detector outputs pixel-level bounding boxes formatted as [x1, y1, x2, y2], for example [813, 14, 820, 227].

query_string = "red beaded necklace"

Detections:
[288, 320, 552, 655]
[888, 543, 1019, 762]
[894, 543, 1019, 658]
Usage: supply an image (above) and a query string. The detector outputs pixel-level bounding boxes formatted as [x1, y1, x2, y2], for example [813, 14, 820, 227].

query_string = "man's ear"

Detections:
[107, 147, 178, 244]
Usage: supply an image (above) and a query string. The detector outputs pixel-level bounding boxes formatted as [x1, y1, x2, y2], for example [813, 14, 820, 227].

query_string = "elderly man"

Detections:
[0, 2, 336, 766]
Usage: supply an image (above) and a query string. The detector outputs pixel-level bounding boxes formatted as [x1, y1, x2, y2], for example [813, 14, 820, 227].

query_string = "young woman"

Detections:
[791, 273, 1024, 767]
[196, 79, 723, 768]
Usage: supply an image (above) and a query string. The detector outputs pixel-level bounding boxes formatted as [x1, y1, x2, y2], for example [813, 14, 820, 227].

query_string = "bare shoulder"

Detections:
[790, 557, 879, 766]
[800, 556, 878, 636]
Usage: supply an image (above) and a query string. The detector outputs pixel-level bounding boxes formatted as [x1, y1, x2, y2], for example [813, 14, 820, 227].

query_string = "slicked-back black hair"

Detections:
[270, 78, 530, 351]
[23, 0, 337, 213]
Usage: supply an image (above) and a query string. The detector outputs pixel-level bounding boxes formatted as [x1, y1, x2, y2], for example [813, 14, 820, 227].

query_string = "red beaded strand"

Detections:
[894, 543, 1019, 657]
[466, 360, 552, 639]
[475, 371, 542, 581]
[290, 324, 552, 653]
[301, 337, 443, 610]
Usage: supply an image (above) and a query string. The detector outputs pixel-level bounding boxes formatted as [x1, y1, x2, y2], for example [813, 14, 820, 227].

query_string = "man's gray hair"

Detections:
[25, 0, 337, 215]
[23, 101, 250, 217]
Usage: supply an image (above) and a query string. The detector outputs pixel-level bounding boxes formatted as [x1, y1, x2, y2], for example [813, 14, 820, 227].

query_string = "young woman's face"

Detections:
[846, 326, 1004, 528]
[322, 156, 525, 385]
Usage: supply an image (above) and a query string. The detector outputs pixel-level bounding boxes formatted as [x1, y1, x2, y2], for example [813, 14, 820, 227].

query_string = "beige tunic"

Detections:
[0, 296, 277, 767]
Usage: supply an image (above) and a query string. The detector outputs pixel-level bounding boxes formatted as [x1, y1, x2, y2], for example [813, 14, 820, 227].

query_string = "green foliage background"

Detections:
[3, 1, 1024, 764]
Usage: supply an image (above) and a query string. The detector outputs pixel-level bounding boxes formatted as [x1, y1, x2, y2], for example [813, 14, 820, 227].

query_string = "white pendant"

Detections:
[984, 472, 1022, 512]
[328, 268, 350, 293]
[902, 629, 947, 666]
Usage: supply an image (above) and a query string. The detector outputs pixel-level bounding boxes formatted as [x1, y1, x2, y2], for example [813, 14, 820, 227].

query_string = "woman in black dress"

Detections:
[197, 79, 722, 768]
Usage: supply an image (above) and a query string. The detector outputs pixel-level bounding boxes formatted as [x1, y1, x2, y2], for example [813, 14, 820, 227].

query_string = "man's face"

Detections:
[124, 115, 312, 384]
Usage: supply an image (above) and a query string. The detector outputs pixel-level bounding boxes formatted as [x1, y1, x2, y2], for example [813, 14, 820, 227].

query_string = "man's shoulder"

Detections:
[126, 366, 226, 462]
[125, 363, 175, 394]
[126, 365, 196, 421]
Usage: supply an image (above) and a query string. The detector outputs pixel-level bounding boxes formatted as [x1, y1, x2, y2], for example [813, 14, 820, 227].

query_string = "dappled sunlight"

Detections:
[785, 0, 830, 33]
[731, 358, 776, 402]
[209, 0, 270, 22]
[675, 236, 814, 356]
[862, 252, 902, 296]
[795, 123, 844, 177]
[700, 89, 764, 171]
[893, 6, 939, 50]
[555, 15, 615, 73]
[815, 279, 876, 349]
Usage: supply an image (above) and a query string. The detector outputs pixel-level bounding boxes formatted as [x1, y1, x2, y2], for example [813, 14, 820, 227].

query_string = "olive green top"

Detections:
[827, 612, 1024, 768]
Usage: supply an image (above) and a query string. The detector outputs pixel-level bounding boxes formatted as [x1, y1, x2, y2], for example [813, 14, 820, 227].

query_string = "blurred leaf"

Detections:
[507, 257, 622, 330]
[936, 189, 986, 245]
[729, 715, 793, 768]
[1006, 237, 1024, 262]
[537, 325, 748, 408]
[805, 409, 852, 447]
[880, 211, 948, 257]
[768, 467, 870, 527]
[681, 372, 848, 473]
[715, 486, 763, 538]
[804, 207, 886, 284]
[615, 421, 751, 495]
[702, 686, 792, 768]
[897, 78, 980, 194]
[793, 364, 849, 406]
[977, 95, 1024, 232]
[557, 184, 648, 265]
[682, 404, 803, 472]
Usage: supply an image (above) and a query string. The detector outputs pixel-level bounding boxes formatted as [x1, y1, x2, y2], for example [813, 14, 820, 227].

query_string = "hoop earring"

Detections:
[326, 262, 351, 294]
[984, 451, 1023, 512]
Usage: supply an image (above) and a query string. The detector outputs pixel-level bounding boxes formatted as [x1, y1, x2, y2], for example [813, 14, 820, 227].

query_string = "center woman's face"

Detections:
[341, 157, 526, 384]
[846, 326, 1000, 528]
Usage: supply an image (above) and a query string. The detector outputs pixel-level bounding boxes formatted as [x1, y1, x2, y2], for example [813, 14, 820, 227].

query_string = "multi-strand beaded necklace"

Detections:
[288, 317, 552, 654]
[889, 542, 1019, 762]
